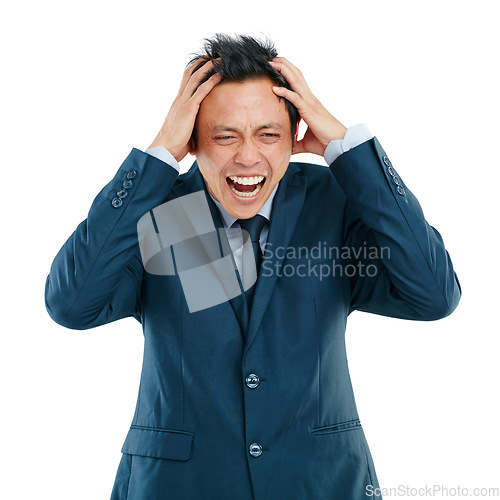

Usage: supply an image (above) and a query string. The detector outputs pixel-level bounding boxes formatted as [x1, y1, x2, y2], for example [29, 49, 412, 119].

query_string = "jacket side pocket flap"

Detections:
[121, 426, 193, 461]
[310, 418, 361, 435]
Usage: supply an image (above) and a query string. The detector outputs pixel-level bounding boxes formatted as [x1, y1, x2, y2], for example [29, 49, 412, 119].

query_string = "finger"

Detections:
[270, 59, 305, 86]
[179, 57, 209, 93]
[271, 57, 302, 76]
[180, 58, 214, 98]
[183, 59, 219, 99]
[272, 85, 303, 110]
[190, 72, 223, 106]
[269, 59, 310, 96]
[270, 57, 305, 82]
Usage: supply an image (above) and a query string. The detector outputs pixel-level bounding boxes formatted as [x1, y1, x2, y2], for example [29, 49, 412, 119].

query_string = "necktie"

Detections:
[237, 214, 267, 312]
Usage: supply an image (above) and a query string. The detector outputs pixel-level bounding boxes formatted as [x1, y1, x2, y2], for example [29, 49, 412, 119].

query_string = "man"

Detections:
[45, 34, 461, 499]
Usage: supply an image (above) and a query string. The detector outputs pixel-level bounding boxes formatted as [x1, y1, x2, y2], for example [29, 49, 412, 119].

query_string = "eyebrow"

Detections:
[213, 123, 284, 133]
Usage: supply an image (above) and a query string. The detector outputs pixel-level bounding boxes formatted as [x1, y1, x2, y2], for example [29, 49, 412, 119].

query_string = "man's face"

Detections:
[192, 77, 297, 220]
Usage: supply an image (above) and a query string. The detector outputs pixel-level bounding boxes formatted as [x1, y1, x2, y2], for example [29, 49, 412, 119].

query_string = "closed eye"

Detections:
[260, 133, 281, 143]
[213, 135, 238, 145]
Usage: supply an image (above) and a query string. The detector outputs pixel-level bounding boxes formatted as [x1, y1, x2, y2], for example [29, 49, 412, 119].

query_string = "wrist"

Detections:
[148, 133, 183, 162]
[327, 120, 347, 143]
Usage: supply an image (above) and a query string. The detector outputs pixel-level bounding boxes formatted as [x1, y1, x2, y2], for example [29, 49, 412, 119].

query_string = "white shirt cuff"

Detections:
[324, 123, 373, 166]
[145, 146, 180, 172]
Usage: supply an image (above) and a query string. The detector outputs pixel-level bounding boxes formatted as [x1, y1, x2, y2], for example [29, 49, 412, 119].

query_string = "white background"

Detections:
[1, 0, 499, 498]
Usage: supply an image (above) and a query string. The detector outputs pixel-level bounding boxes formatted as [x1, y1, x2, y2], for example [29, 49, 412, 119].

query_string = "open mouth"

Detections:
[226, 175, 266, 198]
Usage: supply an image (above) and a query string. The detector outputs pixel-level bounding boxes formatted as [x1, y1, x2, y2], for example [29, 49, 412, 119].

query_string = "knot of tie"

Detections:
[237, 214, 267, 245]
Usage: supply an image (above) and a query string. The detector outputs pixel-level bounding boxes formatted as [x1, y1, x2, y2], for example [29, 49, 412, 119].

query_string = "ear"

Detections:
[294, 118, 301, 144]
[188, 137, 196, 155]
[293, 118, 301, 145]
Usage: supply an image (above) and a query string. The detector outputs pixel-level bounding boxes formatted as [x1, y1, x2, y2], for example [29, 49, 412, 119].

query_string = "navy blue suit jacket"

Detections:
[45, 138, 461, 499]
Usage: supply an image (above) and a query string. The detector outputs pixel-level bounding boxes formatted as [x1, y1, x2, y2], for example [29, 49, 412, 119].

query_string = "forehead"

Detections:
[198, 77, 290, 129]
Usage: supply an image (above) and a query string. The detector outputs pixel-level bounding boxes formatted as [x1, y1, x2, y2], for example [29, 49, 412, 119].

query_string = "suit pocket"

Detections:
[121, 425, 194, 461]
[310, 418, 362, 436]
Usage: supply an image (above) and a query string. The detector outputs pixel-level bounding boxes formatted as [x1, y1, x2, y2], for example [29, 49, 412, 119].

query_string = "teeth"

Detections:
[229, 175, 264, 185]
[230, 183, 263, 197]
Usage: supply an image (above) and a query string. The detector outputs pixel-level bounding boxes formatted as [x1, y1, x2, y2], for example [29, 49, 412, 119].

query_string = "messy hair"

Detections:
[188, 33, 300, 145]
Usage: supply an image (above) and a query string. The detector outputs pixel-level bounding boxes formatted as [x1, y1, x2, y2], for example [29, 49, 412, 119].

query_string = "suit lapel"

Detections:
[171, 161, 307, 348]
[171, 162, 246, 335]
[244, 164, 307, 354]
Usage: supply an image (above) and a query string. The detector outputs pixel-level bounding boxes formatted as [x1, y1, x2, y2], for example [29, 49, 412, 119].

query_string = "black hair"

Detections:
[188, 33, 300, 145]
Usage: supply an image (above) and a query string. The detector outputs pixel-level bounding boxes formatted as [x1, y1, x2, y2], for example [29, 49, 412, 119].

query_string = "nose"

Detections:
[233, 139, 262, 167]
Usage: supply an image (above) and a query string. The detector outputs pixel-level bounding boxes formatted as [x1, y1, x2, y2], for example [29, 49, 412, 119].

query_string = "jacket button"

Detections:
[391, 175, 401, 186]
[117, 189, 128, 199]
[111, 197, 123, 208]
[383, 156, 391, 167]
[249, 443, 263, 457]
[245, 374, 260, 389]
[122, 179, 133, 190]
[397, 185, 406, 196]
[126, 169, 137, 179]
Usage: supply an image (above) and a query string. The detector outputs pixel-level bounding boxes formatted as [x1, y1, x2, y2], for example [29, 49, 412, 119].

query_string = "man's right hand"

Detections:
[148, 59, 222, 162]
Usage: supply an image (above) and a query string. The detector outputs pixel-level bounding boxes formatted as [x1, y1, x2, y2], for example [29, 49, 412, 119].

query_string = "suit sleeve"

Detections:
[329, 137, 461, 321]
[44, 148, 179, 330]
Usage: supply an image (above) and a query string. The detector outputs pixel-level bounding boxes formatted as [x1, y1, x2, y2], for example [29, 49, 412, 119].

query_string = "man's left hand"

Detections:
[270, 57, 347, 156]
